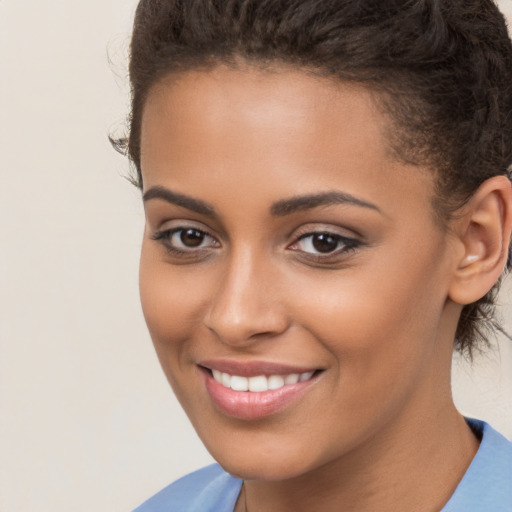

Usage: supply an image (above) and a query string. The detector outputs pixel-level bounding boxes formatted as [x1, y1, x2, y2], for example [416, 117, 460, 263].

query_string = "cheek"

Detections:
[139, 245, 208, 367]
[291, 247, 448, 397]
[297, 267, 441, 343]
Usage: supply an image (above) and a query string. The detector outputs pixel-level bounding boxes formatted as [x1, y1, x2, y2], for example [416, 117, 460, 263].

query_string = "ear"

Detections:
[448, 175, 512, 306]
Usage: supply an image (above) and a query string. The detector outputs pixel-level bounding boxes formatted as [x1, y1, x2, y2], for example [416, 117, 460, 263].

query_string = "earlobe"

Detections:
[448, 176, 512, 306]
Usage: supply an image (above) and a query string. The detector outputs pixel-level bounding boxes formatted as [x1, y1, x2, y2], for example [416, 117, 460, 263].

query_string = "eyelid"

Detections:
[148, 214, 219, 238]
[290, 232, 358, 250]
[286, 225, 363, 262]
[150, 223, 221, 259]
[290, 222, 362, 240]
[152, 226, 214, 242]
[150, 220, 363, 262]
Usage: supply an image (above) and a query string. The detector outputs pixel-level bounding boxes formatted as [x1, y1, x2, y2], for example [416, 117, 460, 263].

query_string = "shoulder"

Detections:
[442, 419, 512, 512]
[132, 464, 242, 512]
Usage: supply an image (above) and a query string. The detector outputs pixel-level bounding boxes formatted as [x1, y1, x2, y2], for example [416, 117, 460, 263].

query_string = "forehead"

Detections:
[142, 65, 383, 150]
[140, 64, 435, 220]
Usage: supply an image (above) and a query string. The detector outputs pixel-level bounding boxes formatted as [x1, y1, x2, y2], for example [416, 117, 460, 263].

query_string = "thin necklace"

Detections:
[243, 482, 249, 512]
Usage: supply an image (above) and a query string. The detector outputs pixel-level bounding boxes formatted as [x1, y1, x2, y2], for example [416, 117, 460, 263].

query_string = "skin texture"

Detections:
[138, 65, 511, 512]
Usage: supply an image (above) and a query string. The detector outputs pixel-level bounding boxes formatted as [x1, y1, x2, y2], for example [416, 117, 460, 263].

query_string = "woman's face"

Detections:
[139, 65, 460, 480]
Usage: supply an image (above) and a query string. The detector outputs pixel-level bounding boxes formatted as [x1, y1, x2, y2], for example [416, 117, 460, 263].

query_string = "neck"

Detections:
[241, 403, 479, 512]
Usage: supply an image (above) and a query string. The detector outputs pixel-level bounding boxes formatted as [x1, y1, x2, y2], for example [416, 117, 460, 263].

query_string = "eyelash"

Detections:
[151, 227, 218, 257]
[290, 231, 361, 261]
[151, 226, 362, 262]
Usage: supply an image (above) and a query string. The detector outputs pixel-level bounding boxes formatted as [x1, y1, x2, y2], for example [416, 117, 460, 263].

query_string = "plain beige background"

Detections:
[0, 1, 511, 510]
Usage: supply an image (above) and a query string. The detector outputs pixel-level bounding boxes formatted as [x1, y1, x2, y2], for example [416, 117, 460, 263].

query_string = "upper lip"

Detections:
[198, 359, 321, 377]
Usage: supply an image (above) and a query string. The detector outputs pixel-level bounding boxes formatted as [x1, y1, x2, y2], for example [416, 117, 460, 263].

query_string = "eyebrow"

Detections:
[270, 191, 380, 216]
[143, 186, 380, 218]
[143, 186, 216, 216]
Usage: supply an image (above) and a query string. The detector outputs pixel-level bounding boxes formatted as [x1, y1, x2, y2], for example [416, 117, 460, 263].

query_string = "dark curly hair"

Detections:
[114, 0, 512, 356]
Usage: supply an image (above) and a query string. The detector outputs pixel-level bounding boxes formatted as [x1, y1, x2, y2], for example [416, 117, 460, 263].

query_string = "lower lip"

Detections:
[202, 369, 318, 420]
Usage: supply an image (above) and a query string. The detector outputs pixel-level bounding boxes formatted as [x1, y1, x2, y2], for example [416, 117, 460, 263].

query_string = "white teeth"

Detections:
[284, 373, 300, 385]
[299, 371, 314, 382]
[211, 370, 315, 392]
[267, 375, 285, 390]
[248, 375, 268, 392]
[230, 375, 249, 391]
[221, 372, 231, 388]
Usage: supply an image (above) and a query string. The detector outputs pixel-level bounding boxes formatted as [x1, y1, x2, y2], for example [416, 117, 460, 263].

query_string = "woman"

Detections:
[118, 1, 512, 510]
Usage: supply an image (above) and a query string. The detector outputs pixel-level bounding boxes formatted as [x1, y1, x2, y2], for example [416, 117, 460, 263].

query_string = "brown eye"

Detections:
[180, 229, 206, 247]
[311, 233, 339, 253]
[152, 226, 219, 254]
[291, 231, 360, 257]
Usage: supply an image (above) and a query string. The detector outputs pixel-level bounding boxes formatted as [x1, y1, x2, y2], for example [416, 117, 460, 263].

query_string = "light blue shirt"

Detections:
[133, 420, 512, 511]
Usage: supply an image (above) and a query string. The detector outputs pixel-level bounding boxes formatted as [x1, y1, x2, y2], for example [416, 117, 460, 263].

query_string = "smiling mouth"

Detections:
[209, 369, 317, 392]
[200, 366, 322, 420]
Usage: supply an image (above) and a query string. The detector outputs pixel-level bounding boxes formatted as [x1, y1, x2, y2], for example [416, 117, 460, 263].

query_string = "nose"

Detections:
[203, 249, 289, 346]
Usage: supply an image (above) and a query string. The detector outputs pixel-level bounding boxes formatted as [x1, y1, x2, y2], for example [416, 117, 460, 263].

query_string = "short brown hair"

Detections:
[115, 0, 512, 356]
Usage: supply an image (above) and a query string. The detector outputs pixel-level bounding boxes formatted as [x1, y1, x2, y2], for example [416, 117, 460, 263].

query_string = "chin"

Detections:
[203, 435, 323, 481]
[219, 457, 312, 482]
